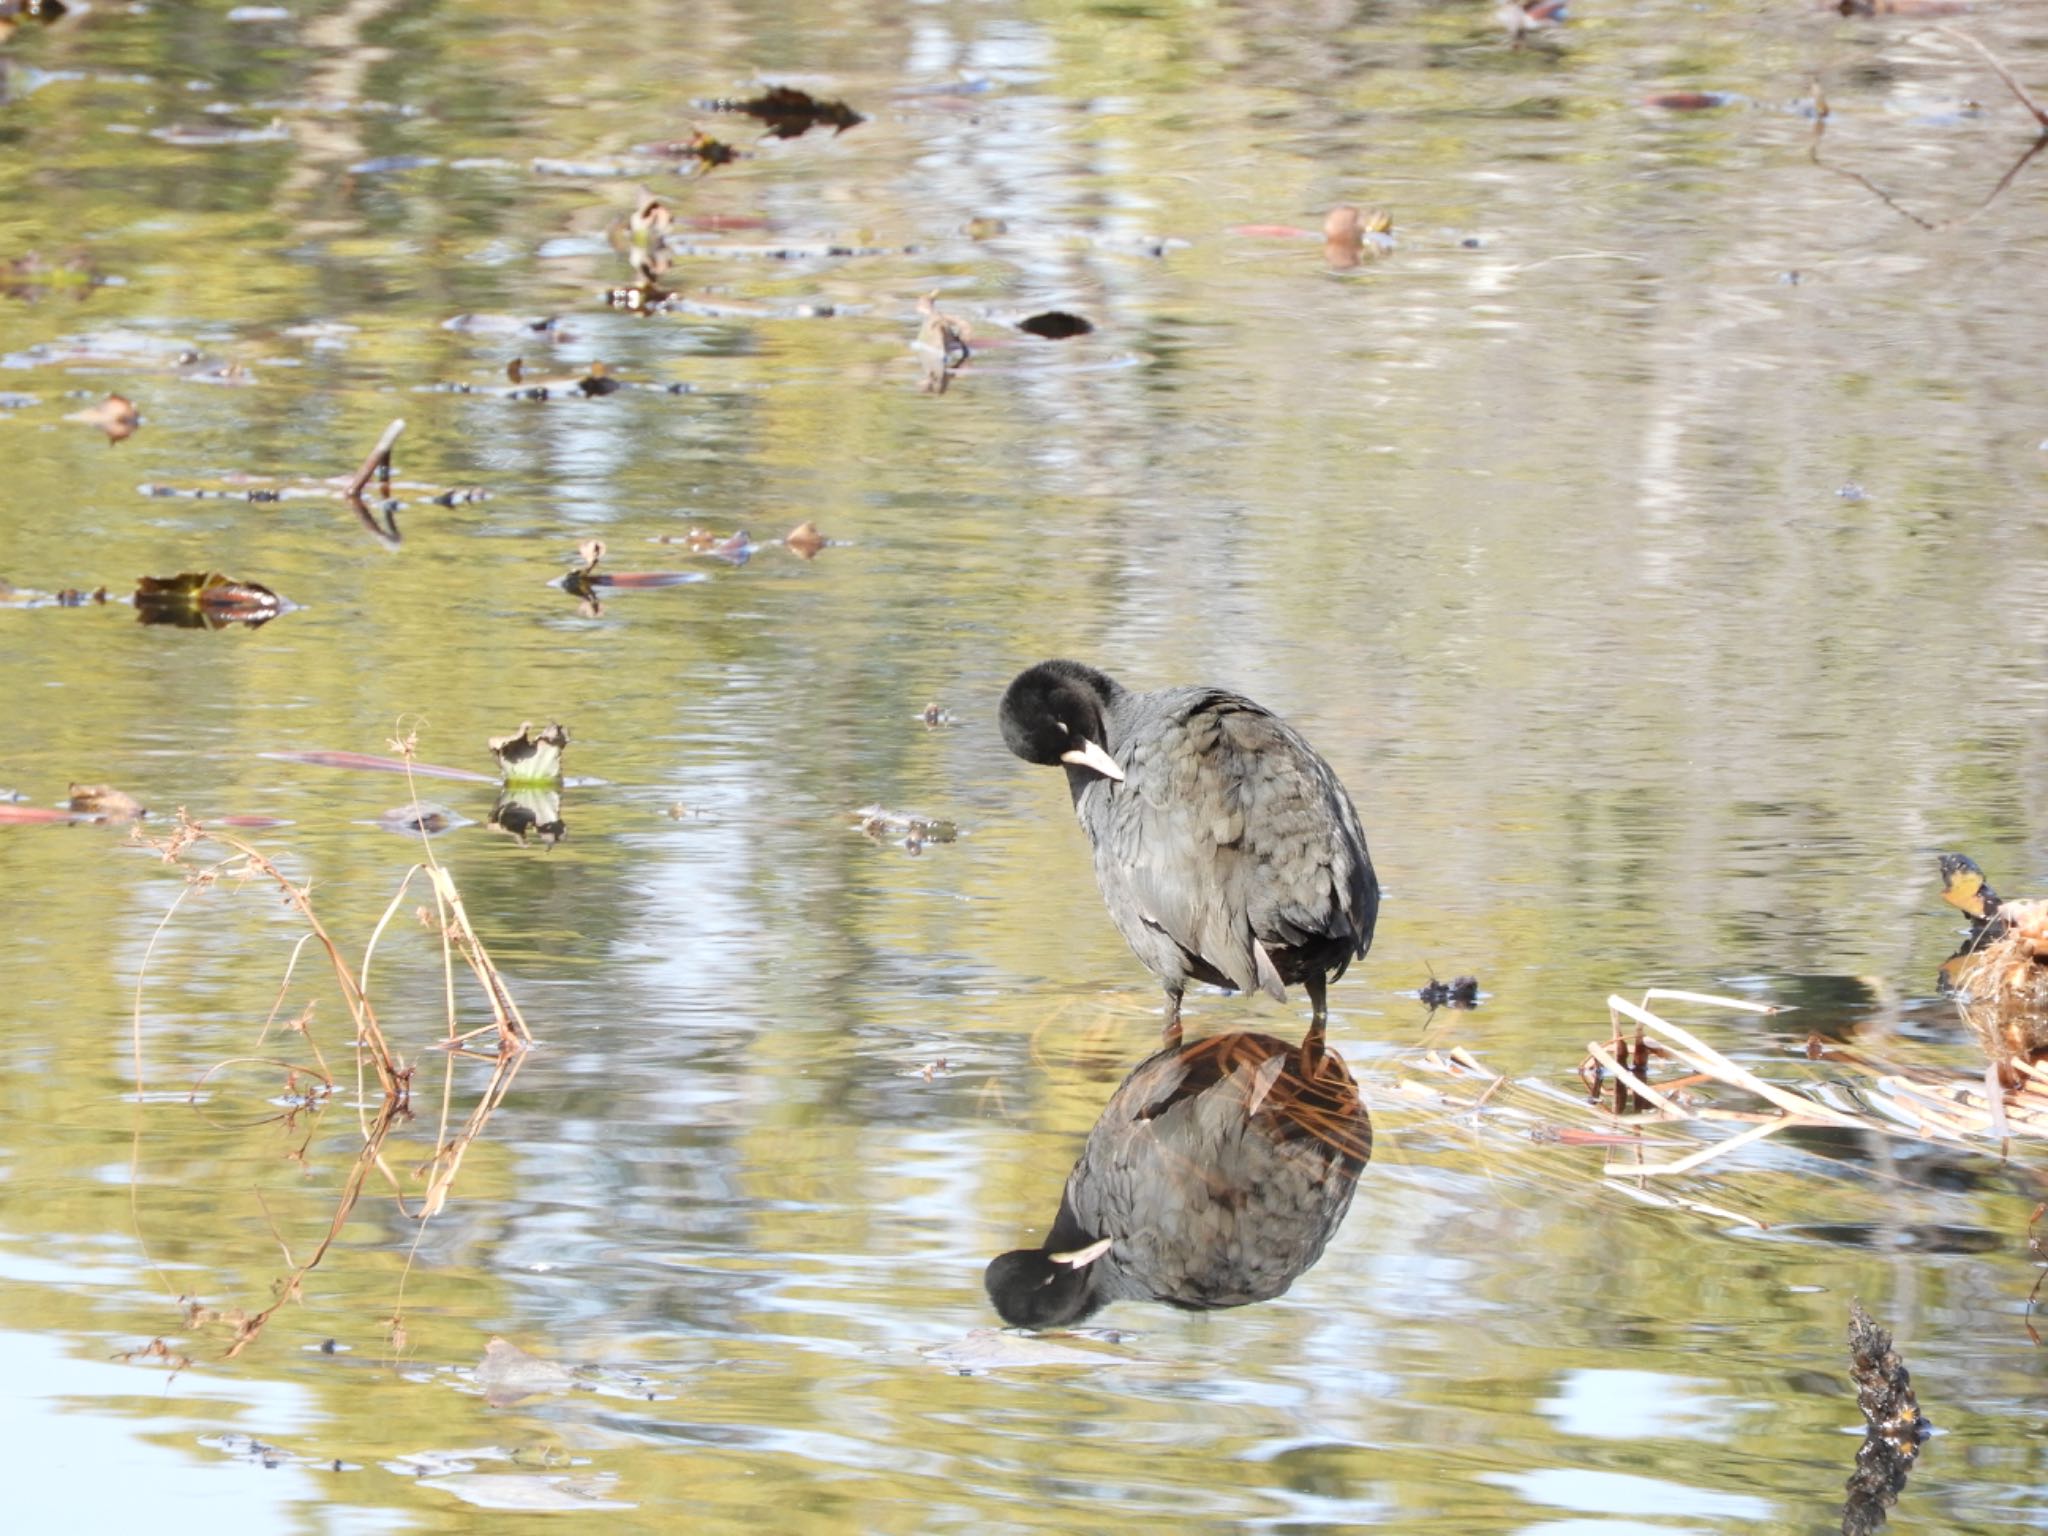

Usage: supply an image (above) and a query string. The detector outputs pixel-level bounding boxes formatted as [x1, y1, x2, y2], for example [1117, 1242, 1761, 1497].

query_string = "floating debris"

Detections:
[62, 393, 138, 441]
[132, 571, 290, 630]
[443, 360, 631, 399]
[558, 541, 708, 610]
[704, 85, 864, 139]
[1644, 91, 1746, 111]
[700, 530, 752, 565]
[375, 803, 469, 836]
[854, 805, 958, 854]
[342, 416, 404, 542]
[68, 783, 146, 821]
[0, 804, 77, 824]
[488, 723, 567, 791]
[784, 520, 825, 559]
[0, 579, 108, 608]
[1419, 974, 1480, 1009]
[635, 130, 741, 167]
[1323, 205, 1394, 270]
[1834, 0, 1974, 14]
[1016, 311, 1094, 340]
[1840, 1302, 1931, 1536]
[919, 702, 957, 728]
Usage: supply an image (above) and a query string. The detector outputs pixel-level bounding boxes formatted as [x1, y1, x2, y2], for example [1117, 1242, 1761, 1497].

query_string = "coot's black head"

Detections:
[998, 660, 1125, 782]
[984, 1244, 1106, 1329]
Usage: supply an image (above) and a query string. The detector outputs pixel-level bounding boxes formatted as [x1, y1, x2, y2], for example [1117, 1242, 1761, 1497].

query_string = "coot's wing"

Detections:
[1213, 704, 1377, 974]
[1099, 691, 1373, 996]
[1094, 691, 1269, 995]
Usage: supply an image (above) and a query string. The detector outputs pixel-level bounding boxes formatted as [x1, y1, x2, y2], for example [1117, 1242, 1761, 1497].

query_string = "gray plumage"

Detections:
[984, 1030, 1371, 1327]
[1000, 659, 1378, 1033]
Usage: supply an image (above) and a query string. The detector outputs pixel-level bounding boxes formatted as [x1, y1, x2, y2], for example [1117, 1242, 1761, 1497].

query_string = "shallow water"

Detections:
[5, 0, 2048, 1529]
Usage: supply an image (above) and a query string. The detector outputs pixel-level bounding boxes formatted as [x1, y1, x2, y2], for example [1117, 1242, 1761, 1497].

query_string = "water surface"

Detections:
[4, 0, 2048, 1530]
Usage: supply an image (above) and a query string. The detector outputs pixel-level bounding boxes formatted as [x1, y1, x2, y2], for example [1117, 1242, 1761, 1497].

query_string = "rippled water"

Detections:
[5, 0, 2048, 1529]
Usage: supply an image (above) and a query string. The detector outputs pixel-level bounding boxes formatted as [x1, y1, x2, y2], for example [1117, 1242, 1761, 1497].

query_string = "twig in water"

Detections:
[344, 418, 405, 501]
[1938, 25, 2048, 130]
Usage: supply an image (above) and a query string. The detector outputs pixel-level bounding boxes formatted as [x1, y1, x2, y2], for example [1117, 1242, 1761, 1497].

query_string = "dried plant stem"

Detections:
[343, 417, 405, 501]
[1938, 26, 2048, 130]
[133, 782, 536, 1363]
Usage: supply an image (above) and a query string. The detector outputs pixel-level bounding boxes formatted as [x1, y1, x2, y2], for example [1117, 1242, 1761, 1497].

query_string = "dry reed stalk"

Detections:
[132, 755, 536, 1360]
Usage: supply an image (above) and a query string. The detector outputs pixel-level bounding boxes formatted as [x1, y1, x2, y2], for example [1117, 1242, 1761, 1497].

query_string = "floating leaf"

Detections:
[704, 85, 865, 139]
[376, 802, 468, 835]
[700, 530, 752, 566]
[68, 783, 146, 820]
[0, 804, 79, 824]
[1016, 311, 1094, 340]
[784, 521, 825, 559]
[854, 805, 958, 855]
[488, 722, 567, 788]
[1418, 974, 1480, 1009]
[559, 542, 709, 603]
[64, 393, 138, 441]
[133, 571, 290, 629]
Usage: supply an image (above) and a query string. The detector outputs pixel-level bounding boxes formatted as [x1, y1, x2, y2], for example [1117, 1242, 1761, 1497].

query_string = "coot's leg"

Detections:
[1162, 985, 1184, 1046]
[1305, 973, 1328, 1026]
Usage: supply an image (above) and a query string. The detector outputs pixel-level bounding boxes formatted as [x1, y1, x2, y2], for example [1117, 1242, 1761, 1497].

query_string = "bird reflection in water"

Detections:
[985, 1028, 1370, 1328]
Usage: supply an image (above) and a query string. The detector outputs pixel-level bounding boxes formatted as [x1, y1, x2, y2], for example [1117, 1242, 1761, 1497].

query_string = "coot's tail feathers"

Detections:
[1252, 940, 1287, 1001]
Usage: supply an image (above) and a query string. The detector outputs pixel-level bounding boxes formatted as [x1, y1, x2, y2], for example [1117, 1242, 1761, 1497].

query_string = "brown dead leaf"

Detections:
[133, 571, 288, 628]
[64, 393, 138, 441]
[68, 783, 146, 820]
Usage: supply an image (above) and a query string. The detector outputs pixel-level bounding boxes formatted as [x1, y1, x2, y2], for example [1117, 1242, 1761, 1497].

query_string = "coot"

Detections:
[984, 1029, 1371, 1328]
[999, 659, 1377, 1035]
